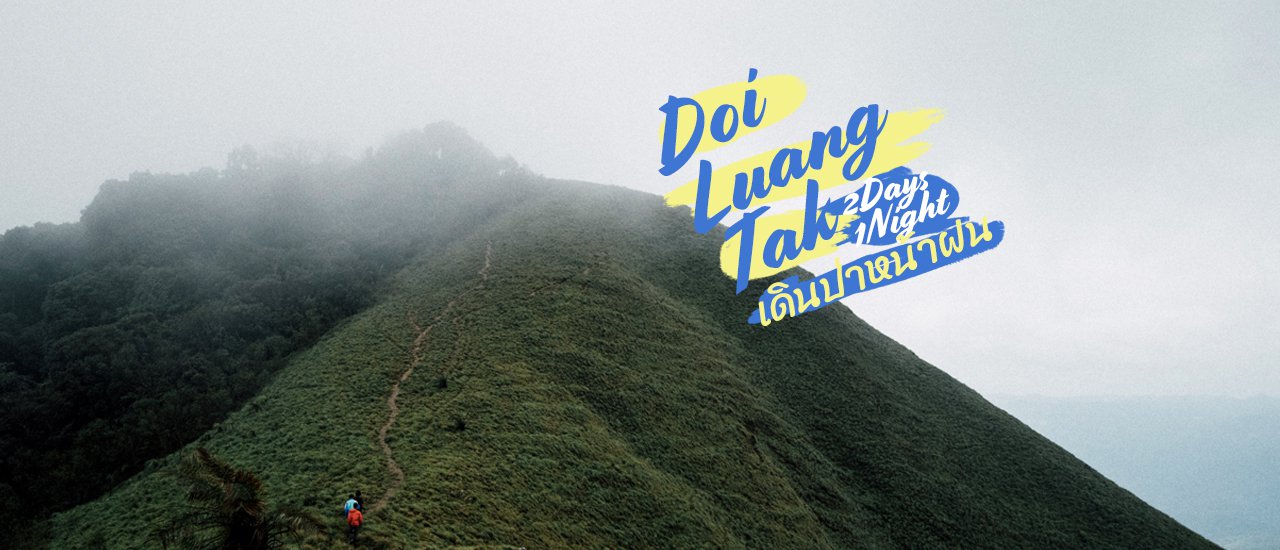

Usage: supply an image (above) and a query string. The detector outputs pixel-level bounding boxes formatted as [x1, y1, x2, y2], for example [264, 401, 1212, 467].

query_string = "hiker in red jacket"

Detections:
[346, 506, 364, 543]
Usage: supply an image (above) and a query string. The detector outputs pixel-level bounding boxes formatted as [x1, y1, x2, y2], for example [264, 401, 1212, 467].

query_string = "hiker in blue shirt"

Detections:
[344, 494, 359, 515]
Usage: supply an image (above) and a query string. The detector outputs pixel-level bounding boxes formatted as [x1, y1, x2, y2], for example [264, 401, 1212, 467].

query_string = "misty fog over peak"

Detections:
[2, 2, 1276, 399]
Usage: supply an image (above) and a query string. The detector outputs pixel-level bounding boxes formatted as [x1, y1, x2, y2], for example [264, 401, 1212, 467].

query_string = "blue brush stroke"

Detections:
[749, 220, 1006, 325]
[838, 167, 961, 246]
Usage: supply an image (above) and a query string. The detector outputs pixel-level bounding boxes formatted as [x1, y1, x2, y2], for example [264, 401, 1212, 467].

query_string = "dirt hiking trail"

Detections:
[370, 243, 491, 515]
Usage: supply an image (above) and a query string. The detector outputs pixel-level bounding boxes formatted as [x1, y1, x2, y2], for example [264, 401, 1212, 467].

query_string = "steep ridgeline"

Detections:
[31, 129, 1212, 548]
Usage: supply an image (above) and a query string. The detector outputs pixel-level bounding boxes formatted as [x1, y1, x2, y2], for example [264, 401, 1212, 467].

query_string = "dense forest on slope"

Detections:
[7, 126, 1215, 548]
[0, 123, 526, 521]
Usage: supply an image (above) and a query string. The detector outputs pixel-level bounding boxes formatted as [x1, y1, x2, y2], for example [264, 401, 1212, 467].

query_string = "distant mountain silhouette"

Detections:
[995, 394, 1280, 550]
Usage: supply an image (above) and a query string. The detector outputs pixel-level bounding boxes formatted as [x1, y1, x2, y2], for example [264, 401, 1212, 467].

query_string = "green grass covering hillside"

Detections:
[45, 175, 1215, 548]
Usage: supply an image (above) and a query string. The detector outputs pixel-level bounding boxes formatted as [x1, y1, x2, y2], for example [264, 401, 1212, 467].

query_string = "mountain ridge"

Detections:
[5, 127, 1216, 548]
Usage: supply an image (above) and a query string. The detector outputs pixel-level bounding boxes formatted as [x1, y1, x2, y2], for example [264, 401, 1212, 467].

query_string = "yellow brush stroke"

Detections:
[660, 74, 807, 156]
[720, 211, 857, 280]
[666, 108, 943, 212]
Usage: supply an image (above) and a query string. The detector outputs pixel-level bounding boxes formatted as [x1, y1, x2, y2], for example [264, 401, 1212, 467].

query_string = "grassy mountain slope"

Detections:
[44, 141, 1213, 548]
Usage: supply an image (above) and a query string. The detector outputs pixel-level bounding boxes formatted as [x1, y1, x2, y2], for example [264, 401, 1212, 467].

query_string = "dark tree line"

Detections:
[0, 123, 532, 523]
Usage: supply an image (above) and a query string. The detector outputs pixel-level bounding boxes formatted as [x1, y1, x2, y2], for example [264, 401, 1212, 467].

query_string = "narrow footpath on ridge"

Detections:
[370, 242, 492, 515]
[367, 244, 594, 517]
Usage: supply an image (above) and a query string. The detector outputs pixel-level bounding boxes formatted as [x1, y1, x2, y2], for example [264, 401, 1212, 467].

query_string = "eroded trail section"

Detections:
[371, 243, 492, 515]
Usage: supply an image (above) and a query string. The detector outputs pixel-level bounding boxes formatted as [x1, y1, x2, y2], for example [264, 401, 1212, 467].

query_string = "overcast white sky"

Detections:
[2, 2, 1276, 397]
